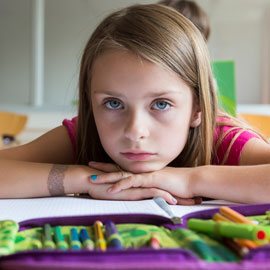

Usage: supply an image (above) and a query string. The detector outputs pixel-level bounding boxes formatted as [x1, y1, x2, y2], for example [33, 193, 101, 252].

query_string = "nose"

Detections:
[124, 110, 150, 142]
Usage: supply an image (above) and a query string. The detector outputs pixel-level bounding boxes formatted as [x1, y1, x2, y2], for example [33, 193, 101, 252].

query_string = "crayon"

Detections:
[219, 207, 255, 225]
[213, 213, 231, 223]
[105, 221, 123, 250]
[150, 233, 160, 249]
[70, 228, 81, 250]
[236, 238, 259, 249]
[174, 228, 223, 261]
[54, 226, 68, 250]
[187, 219, 270, 241]
[43, 223, 56, 250]
[94, 221, 106, 251]
[213, 213, 259, 249]
[199, 233, 238, 262]
[222, 238, 249, 257]
[80, 228, 94, 250]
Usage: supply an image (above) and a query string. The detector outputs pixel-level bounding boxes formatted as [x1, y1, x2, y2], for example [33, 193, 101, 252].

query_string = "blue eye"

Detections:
[105, 100, 122, 109]
[152, 100, 171, 110]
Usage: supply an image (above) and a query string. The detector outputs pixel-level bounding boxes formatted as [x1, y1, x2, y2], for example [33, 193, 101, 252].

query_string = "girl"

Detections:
[1, 4, 270, 205]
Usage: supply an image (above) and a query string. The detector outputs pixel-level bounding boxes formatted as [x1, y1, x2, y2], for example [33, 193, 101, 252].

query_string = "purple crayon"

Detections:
[105, 221, 123, 249]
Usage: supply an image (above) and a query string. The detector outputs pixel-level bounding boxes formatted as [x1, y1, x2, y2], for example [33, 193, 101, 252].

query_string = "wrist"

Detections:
[64, 165, 94, 194]
[189, 165, 209, 197]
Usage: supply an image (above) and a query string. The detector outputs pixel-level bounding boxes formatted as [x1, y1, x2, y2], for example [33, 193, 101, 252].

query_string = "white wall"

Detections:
[44, 0, 154, 107]
[203, 0, 270, 104]
[0, 0, 270, 111]
[0, 0, 31, 105]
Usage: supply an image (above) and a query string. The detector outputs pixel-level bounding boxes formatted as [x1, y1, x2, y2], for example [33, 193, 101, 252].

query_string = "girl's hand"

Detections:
[88, 161, 202, 205]
[88, 182, 182, 205]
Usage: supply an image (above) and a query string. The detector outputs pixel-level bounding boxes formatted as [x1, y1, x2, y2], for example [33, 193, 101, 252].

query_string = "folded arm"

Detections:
[0, 126, 175, 201]
[192, 138, 270, 203]
[0, 126, 92, 198]
[90, 138, 270, 204]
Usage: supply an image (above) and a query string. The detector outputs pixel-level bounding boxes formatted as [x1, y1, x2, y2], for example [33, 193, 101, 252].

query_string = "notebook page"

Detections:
[170, 200, 239, 217]
[0, 197, 168, 222]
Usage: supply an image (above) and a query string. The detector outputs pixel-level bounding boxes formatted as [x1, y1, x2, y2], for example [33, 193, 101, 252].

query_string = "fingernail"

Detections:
[90, 175, 98, 181]
[171, 197, 177, 204]
[89, 161, 96, 165]
[107, 187, 113, 193]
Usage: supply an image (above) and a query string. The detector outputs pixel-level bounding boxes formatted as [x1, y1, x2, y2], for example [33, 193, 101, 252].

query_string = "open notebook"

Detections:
[0, 197, 238, 222]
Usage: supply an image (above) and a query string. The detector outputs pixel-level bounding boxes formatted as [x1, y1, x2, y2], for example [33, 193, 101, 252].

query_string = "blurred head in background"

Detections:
[158, 0, 210, 41]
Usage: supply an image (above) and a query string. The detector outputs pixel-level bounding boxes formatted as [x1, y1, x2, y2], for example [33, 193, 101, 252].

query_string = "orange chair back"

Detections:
[238, 113, 270, 138]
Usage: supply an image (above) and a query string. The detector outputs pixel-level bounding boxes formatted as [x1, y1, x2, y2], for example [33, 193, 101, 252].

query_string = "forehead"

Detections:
[91, 50, 192, 96]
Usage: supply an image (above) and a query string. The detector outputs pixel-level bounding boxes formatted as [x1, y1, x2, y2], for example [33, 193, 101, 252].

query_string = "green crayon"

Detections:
[173, 228, 223, 262]
[43, 224, 56, 249]
[54, 226, 68, 250]
[187, 219, 270, 241]
[199, 233, 238, 262]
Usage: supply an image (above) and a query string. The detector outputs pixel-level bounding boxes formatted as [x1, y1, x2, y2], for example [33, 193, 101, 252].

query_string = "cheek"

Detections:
[95, 116, 114, 142]
[160, 122, 189, 147]
[156, 113, 191, 155]
[93, 110, 121, 154]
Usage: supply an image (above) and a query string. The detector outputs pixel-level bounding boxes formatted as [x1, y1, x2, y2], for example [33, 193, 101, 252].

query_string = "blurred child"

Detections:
[159, 0, 210, 41]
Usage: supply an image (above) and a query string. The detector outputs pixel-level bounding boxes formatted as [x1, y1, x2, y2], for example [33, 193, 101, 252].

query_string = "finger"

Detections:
[89, 171, 132, 184]
[107, 175, 145, 194]
[107, 172, 158, 194]
[88, 161, 120, 173]
[115, 188, 177, 205]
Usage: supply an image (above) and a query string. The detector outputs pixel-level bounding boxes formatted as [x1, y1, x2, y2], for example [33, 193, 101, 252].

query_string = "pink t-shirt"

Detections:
[212, 118, 259, 165]
[63, 116, 260, 165]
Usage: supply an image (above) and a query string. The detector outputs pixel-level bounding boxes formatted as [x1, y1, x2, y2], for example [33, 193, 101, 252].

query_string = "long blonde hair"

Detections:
[76, 4, 217, 167]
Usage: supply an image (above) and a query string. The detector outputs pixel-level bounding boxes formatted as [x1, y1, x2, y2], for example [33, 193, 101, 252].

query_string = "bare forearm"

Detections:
[0, 160, 93, 198]
[192, 164, 270, 203]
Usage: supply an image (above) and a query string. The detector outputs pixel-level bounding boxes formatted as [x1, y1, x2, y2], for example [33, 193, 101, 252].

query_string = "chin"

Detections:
[122, 163, 164, 174]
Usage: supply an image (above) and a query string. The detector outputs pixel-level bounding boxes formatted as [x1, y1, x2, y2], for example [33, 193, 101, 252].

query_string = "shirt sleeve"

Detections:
[213, 125, 261, 165]
[62, 116, 77, 162]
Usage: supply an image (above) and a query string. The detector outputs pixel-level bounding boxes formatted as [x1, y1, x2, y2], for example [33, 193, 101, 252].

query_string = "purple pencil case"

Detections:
[1, 203, 270, 270]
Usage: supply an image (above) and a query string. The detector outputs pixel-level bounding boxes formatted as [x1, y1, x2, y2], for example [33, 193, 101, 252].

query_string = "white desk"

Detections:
[237, 104, 270, 115]
[0, 104, 75, 145]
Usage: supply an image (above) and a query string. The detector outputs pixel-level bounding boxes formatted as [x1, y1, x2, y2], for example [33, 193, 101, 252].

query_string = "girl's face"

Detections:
[91, 50, 201, 173]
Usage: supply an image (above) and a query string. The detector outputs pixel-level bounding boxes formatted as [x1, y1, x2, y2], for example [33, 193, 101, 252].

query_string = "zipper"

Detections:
[18, 213, 179, 231]
[0, 249, 199, 270]
[0, 261, 199, 270]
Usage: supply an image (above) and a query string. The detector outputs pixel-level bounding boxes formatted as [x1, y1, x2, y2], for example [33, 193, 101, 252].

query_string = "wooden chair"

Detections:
[238, 113, 270, 138]
[0, 111, 28, 148]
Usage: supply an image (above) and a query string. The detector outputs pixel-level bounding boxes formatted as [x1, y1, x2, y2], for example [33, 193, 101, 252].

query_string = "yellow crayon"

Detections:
[94, 221, 106, 251]
[213, 213, 231, 223]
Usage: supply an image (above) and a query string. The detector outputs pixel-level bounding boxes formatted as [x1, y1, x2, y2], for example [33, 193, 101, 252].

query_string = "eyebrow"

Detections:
[93, 90, 183, 98]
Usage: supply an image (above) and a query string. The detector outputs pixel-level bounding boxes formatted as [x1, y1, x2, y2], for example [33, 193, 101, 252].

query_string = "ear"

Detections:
[190, 106, 202, 128]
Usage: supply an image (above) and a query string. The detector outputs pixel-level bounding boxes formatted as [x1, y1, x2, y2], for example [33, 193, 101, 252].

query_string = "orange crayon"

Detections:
[219, 207, 255, 225]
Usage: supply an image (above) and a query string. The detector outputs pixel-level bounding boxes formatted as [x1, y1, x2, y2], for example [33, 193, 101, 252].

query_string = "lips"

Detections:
[121, 151, 156, 161]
